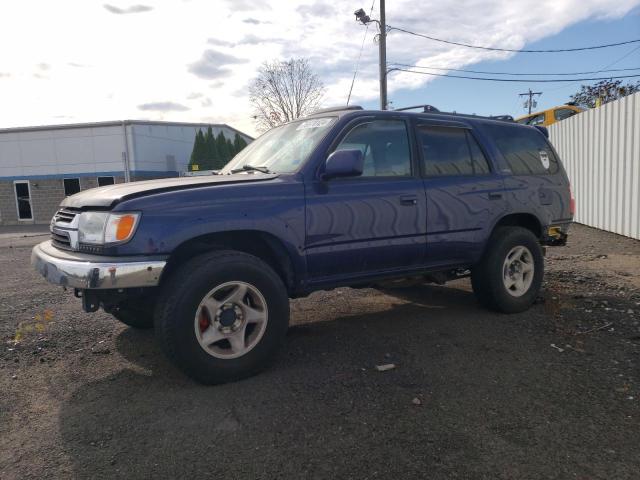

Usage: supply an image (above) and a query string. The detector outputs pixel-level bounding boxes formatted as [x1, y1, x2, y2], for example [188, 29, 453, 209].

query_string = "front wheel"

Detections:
[154, 250, 289, 384]
[111, 297, 155, 329]
[471, 227, 544, 313]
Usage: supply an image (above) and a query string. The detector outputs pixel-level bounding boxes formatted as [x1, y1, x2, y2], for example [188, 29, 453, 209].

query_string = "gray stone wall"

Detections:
[0, 176, 128, 225]
[0, 181, 16, 225]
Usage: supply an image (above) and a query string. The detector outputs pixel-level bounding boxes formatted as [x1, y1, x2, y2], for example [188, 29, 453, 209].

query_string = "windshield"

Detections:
[221, 116, 336, 174]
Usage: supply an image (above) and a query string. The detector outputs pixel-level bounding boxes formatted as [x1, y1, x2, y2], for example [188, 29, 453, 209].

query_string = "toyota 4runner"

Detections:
[32, 106, 574, 384]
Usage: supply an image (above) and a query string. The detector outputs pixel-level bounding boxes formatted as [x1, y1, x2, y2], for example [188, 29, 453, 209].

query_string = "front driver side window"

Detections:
[334, 120, 411, 177]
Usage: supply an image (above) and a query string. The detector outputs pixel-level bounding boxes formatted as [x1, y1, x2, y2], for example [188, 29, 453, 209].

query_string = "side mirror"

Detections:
[322, 149, 364, 180]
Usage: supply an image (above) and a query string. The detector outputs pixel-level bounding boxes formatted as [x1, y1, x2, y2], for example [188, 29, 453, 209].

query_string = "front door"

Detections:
[305, 118, 427, 282]
[416, 123, 506, 267]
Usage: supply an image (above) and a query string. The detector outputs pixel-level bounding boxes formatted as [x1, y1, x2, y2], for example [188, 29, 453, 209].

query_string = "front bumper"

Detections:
[31, 240, 167, 289]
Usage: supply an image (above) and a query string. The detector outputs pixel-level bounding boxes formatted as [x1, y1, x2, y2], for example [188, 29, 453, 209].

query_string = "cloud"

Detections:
[68, 62, 89, 68]
[37, 63, 50, 71]
[237, 34, 282, 45]
[138, 101, 189, 112]
[0, 72, 11, 79]
[221, 0, 270, 11]
[1, 0, 639, 137]
[296, 2, 332, 18]
[242, 17, 266, 24]
[207, 38, 235, 47]
[201, 98, 213, 107]
[187, 92, 203, 100]
[188, 49, 247, 79]
[103, 4, 153, 15]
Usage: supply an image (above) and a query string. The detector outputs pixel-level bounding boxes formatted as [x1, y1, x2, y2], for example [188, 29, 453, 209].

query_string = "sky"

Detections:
[0, 0, 639, 137]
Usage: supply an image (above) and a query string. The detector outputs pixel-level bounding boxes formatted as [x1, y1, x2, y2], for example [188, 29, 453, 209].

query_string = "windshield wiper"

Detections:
[230, 164, 272, 174]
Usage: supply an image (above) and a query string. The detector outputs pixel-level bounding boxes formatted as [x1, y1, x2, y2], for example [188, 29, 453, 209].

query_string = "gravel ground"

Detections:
[1, 224, 639, 479]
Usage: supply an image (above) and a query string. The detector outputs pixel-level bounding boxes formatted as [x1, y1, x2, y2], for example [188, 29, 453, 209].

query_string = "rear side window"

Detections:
[417, 126, 490, 176]
[487, 125, 559, 175]
[527, 114, 545, 126]
[554, 108, 577, 121]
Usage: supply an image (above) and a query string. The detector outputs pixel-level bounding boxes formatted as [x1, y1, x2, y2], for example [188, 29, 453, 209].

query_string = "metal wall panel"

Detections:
[549, 92, 640, 240]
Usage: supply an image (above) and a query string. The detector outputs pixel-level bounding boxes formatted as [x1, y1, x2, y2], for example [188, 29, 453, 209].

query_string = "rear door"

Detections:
[415, 121, 506, 266]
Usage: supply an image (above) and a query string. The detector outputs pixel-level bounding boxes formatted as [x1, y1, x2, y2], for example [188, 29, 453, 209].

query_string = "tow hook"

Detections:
[75, 289, 100, 312]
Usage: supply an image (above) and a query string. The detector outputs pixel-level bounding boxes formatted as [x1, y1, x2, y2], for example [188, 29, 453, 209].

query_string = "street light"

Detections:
[354, 8, 371, 25]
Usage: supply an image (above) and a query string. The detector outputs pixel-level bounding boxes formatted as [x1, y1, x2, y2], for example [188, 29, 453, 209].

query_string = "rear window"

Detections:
[486, 125, 559, 175]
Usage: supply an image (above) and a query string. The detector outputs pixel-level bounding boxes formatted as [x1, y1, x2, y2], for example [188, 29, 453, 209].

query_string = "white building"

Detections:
[0, 120, 252, 225]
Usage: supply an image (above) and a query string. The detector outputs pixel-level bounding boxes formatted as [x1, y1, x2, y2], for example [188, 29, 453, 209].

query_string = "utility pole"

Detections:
[519, 89, 542, 115]
[378, 0, 387, 110]
[354, 2, 387, 110]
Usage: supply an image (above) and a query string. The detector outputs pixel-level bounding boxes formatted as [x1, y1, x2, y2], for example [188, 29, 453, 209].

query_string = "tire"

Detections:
[471, 226, 543, 313]
[154, 250, 290, 385]
[111, 298, 155, 329]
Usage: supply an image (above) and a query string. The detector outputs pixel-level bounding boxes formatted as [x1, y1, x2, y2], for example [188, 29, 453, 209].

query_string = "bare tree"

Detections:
[249, 58, 325, 132]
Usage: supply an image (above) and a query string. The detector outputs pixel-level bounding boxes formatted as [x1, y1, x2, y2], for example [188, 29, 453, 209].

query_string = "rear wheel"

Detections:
[155, 250, 289, 384]
[471, 226, 543, 313]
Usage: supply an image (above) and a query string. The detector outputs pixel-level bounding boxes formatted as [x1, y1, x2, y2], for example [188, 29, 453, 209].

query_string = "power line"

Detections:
[347, 0, 376, 106]
[387, 25, 640, 53]
[547, 44, 640, 92]
[387, 62, 640, 76]
[391, 68, 640, 82]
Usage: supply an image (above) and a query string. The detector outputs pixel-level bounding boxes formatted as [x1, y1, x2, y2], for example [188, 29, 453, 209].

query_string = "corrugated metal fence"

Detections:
[549, 92, 640, 240]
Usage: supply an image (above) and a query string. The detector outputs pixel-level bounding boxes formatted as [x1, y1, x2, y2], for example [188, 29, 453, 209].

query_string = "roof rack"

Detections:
[394, 104, 440, 113]
[393, 104, 514, 122]
[311, 105, 363, 115]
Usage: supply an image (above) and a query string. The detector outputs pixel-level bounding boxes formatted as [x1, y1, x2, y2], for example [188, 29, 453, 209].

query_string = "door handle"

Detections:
[488, 192, 503, 200]
[399, 195, 418, 206]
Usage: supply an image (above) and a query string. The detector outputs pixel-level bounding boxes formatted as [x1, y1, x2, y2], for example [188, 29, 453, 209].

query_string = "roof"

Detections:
[0, 119, 253, 140]
[515, 104, 584, 121]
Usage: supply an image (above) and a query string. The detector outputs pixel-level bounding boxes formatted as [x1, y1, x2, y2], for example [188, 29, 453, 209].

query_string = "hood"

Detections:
[61, 173, 279, 209]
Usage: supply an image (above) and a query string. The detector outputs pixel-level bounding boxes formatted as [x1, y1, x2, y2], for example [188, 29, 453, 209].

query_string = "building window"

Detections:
[63, 178, 81, 196]
[13, 180, 33, 220]
[97, 176, 115, 186]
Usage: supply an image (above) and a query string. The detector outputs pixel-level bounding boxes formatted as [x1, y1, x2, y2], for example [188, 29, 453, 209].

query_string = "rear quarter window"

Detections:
[485, 124, 559, 175]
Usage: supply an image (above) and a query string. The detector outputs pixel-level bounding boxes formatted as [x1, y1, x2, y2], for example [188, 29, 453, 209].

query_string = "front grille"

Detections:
[51, 230, 72, 250]
[53, 208, 78, 224]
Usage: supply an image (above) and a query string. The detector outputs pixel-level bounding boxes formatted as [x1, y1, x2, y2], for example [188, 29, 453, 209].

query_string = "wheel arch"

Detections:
[492, 212, 543, 239]
[160, 230, 298, 295]
[476, 212, 544, 263]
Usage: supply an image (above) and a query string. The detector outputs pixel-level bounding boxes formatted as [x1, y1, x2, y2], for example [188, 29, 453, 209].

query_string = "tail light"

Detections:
[569, 183, 575, 217]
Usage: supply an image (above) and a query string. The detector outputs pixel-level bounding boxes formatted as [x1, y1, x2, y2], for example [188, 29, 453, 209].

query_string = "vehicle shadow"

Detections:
[57, 284, 551, 479]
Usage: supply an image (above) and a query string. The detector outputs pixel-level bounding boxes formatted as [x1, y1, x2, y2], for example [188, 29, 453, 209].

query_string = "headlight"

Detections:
[78, 212, 140, 245]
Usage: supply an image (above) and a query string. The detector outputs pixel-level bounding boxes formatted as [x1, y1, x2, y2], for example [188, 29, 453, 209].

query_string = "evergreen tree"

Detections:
[196, 129, 206, 166]
[189, 130, 206, 171]
[226, 137, 235, 159]
[216, 132, 230, 165]
[204, 126, 219, 170]
[233, 133, 248, 153]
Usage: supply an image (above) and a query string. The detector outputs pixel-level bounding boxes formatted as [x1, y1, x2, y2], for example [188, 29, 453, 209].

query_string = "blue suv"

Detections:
[32, 106, 573, 383]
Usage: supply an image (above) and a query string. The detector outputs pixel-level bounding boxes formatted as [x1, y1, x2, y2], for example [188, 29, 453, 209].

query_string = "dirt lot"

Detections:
[1, 224, 639, 479]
